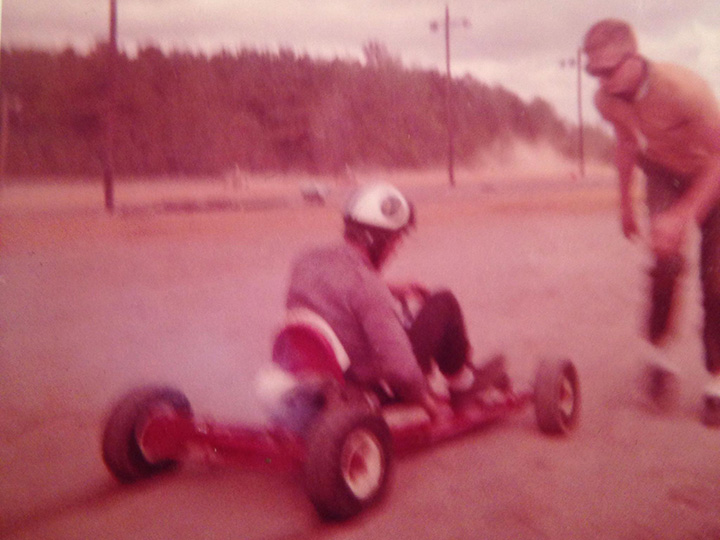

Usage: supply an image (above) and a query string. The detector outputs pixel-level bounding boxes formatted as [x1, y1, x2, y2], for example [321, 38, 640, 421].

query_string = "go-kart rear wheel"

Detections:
[534, 358, 580, 435]
[303, 404, 392, 520]
[102, 386, 192, 483]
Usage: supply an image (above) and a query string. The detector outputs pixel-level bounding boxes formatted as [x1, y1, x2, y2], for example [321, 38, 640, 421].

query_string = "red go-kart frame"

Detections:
[101, 310, 580, 521]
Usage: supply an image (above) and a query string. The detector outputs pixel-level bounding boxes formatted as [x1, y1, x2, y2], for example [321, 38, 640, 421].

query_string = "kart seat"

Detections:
[271, 308, 351, 384]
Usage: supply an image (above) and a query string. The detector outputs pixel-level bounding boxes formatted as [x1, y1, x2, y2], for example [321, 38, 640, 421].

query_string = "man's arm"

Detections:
[614, 123, 641, 239]
[652, 153, 720, 259]
[357, 298, 445, 418]
[595, 91, 641, 239]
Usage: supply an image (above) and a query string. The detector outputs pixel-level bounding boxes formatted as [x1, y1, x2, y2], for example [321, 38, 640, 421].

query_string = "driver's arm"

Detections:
[351, 279, 429, 405]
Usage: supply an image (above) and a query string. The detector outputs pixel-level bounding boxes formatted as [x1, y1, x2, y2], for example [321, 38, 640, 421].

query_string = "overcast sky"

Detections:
[2, 0, 720, 126]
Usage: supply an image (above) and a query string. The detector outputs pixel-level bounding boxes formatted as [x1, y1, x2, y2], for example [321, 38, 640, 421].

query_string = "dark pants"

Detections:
[641, 159, 720, 373]
[406, 290, 471, 376]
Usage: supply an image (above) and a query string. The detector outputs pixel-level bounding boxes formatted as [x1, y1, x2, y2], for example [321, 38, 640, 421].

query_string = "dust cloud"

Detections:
[469, 138, 614, 184]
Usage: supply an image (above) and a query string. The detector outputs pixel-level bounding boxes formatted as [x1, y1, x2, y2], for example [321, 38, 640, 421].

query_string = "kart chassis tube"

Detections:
[138, 390, 533, 469]
[139, 413, 306, 470]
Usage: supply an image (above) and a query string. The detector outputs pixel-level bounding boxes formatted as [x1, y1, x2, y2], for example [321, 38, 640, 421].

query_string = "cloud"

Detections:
[2, 0, 720, 124]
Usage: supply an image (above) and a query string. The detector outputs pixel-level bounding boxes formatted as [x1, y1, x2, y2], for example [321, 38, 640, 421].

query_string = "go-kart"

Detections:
[101, 309, 580, 521]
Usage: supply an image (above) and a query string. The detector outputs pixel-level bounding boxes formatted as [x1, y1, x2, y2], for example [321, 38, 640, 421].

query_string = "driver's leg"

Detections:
[406, 289, 469, 376]
[407, 290, 507, 402]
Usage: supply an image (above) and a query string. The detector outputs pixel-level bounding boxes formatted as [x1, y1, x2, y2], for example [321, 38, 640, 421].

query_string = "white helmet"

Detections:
[343, 183, 415, 268]
[343, 183, 414, 232]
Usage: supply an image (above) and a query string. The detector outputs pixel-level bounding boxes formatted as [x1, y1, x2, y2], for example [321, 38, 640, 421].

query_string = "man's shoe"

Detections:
[701, 379, 720, 427]
[642, 358, 679, 411]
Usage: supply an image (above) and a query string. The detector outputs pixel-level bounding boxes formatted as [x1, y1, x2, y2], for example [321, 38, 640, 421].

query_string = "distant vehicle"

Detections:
[300, 182, 330, 204]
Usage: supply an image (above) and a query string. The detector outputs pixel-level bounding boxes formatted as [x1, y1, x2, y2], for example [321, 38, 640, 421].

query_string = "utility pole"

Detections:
[576, 47, 585, 180]
[0, 93, 21, 190]
[103, 0, 117, 212]
[0, 45, 5, 189]
[1, 93, 9, 187]
[431, 5, 469, 188]
[560, 48, 585, 179]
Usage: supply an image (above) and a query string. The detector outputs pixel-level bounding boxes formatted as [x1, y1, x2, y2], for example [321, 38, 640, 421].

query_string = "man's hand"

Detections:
[620, 197, 640, 240]
[419, 391, 453, 422]
[650, 207, 690, 259]
[621, 204, 640, 239]
[388, 282, 430, 302]
[389, 282, 430, 326]
[388, 281, 430, 300]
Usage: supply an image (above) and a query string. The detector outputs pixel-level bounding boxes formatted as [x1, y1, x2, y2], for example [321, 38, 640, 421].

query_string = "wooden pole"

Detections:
[444, 4, 455, 187]
[576, 47, 585, 179]
[103, 0, 117, 212]
[0, 93, 9, 186]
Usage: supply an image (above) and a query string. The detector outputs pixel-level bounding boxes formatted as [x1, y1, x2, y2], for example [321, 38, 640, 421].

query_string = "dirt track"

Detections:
[2, 179, 720, 539]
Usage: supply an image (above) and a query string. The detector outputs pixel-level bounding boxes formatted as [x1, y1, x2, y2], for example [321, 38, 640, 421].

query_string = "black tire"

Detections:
[534, 358, 580, 435]
[303, 404, 393, 520]
[101, 386, 192, 483]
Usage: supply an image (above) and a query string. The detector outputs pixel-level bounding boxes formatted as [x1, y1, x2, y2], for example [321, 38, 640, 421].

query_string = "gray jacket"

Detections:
[286, 242, 426, 402]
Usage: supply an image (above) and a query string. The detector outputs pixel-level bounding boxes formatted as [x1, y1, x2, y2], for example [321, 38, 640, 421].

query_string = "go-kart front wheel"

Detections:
[303, 404, 393, 520]
[102, 385, 192, 483]
[534, 358, 580, 435]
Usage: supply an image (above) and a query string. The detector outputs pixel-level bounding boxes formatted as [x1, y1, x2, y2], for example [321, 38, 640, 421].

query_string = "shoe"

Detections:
[450, 355, 509, 408]
[641, 358, 679, 411]
[701, 377, 720, 427]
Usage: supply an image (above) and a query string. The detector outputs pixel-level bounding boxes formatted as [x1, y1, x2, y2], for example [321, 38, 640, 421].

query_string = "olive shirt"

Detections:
[594, 61, 720, 179]
[285, 242, 426, 402]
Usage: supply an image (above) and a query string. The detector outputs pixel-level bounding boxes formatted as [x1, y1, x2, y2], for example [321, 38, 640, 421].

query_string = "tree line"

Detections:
[0, 43, 612, 178]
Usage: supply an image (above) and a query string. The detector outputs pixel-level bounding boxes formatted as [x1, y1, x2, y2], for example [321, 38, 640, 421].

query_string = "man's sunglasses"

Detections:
[585, 53, 633, 78]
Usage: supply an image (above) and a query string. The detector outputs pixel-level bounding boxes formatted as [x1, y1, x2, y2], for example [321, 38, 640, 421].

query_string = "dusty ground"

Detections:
[1, 175, 719, 540]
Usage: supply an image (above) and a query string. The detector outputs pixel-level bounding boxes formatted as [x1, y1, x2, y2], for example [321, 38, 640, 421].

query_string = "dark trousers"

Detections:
[641, 159, 720, 373]
[406, 290, 471, 377]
